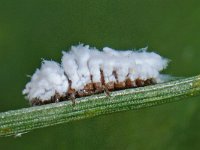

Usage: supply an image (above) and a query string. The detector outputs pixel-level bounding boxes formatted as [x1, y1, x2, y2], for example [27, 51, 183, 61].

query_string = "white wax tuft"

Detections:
[23, 44, 169, 102]
[23, 60, 69, 101]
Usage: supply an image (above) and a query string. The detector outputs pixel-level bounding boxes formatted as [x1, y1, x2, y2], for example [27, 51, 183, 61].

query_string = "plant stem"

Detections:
[1, 75, 200, 137]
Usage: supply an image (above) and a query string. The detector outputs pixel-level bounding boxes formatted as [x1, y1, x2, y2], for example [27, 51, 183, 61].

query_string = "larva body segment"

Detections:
[23, 44, 169, 106]
[22, 61, 69, 105]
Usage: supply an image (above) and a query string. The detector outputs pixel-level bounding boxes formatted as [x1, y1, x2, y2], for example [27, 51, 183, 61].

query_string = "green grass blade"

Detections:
[1, 75, 200, 137]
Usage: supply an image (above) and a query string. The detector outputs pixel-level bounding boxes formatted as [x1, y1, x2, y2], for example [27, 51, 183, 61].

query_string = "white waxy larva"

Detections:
[23, 44, 169, 105]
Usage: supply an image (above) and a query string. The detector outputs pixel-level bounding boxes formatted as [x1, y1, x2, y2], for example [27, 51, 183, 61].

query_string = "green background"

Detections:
[0, 0, 200, 149]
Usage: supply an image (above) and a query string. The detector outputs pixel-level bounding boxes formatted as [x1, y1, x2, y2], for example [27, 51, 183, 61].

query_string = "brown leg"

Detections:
[54, 93, 61, 103]
[103, 85, 111, 97]
[69, 92, 76, 106]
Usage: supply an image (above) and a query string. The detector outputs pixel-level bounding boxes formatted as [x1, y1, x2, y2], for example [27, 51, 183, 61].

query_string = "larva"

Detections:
[23, 44, 169, 106]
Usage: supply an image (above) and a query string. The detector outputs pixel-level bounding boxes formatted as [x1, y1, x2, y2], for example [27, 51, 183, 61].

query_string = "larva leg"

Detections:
[54, 92, 61, 103]
[31, 99, 42, 106]
[69, 92, 76, 106]
[71, 97, 76, 107]
[103, 85, 111, 97]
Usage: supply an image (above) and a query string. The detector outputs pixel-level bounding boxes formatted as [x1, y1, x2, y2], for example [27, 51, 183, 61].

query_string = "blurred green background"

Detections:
[0, 0, 200, 149]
